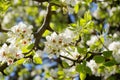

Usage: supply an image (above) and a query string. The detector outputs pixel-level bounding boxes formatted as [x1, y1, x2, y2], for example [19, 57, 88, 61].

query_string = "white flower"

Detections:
[10, 22, 33, 36]
[35, 50, 43, 57]
[101, 66, 116, 80]
[7, 58, 14, 65]
[62, 0, 79, 6]
[63, 66, 77, 77]
[108, 41, 120, 63]
[61, 0, 79, 13]
[108, 41, 120, 51]
[87, 35, 98, 46]
[112, 49, 120, 63]
[33, 75, 41, 80]
[60, 48, 80, 65]
[0, 44, 8, 63]
[44, 29, 74, 57]
[7, 22, 34, 47]
[60, 48, 80, 59]
[113, 32, 118, 38]
[0, 43, 24, 65]
[60, 28, 74, 43]
[86, 60, 100, 76]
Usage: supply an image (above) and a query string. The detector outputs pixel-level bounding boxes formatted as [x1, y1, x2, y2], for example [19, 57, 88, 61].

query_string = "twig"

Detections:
[34, 3, 52, 48]
[0, 63, 8, 75]
[0, 23, 8, 32]
[96, 35, 109, 51]
[60, 55, 76, 62]
[75, 36, 81, 46]
[34, 0, 49, 3]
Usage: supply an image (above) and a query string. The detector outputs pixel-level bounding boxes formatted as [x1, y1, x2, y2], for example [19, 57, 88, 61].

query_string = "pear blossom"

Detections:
[86, 60, 100, 76]
[101, 66, 116, 80]
[113, 31, 120, 38]
[63, 66, 77, 77]
[108, 41, 120, 51]
[7, 58, 14, 65]
[87, 60, 117, 79]
[61, 0, 79, 6]
[44, 29, 74, 57]
[60, 48, 80, 65]
[34, 50, 43, 57]
[60, 47, 80, 59]
[86, 35, 98, 46]
[108, 41, 120, 63]
[7, 22, 34, 47]
[61, 0, 79, 13]
[0, 43, 24, 65]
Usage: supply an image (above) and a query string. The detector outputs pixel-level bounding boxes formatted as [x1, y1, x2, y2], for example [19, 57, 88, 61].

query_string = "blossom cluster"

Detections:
[0, 44, 23, 65]
[44, 29, 74, 57]
[108, 41, 120, 63]
[61, 0, 80, 14]
[61, 0, 79, 6]
[7, 22, 34, 47]
[87, 60, 116, 79]
[86, 35, 99, 46]
[0, 22, 34, 65]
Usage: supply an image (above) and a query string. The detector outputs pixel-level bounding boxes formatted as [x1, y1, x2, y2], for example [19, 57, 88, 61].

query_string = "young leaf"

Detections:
[76, 64, 84, 73]
[80, 72, 86, 80]
[84, 11, 92, 22]
[103, 51, 112, 58]
[93, 55, 105, 63]
[77, 47, 87, 54]
[80, 18, 86, 27]
[62, 60, 69, 68]
[104, 60, 116, 67]
[33, 56, 42, 64]
[27, 43, 34, 50]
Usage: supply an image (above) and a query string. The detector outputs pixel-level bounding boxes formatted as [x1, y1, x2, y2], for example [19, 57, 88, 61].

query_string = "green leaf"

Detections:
[85, 67, 92, 75]
[57, 71, 64, 75]
[15, 58, 25, 65]
[103, 51, 112, 58]
[76, 61, 91, 75]
[33, 56, 42, 64]
[22, 46, 29, 53]
[98, 66, 105, 73]
[93, 55, 105, 63]
[77, 47, 87, 54]
[27, 43, 34, 49]
[43, 30, 51, 37]
[74, 4, 79, 13]
[106, 75, 116, 80]
[80, 18, 86, 27]
[62, 60, 69, 68]
[76, 64, 84, 73]
[84, 11, 92, 22]
[104, 60, 116, 67]
[0, 0, 11, 17]
[80, 72, 86, 80]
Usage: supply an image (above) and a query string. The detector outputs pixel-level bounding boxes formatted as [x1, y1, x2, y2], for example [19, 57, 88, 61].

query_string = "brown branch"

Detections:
[59, 51, 103, 67]
[46, 25, 54, 32]
[34, 0, 49, 3]
[0, 23, 8, 32]
[34, 3, 52, 48]
[87, 51, 102, 55]
[96, 35, 109, 51]
[0, 63, 8, 75]
[60, 55, 76, 62]
[75, 36, 81, 46]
